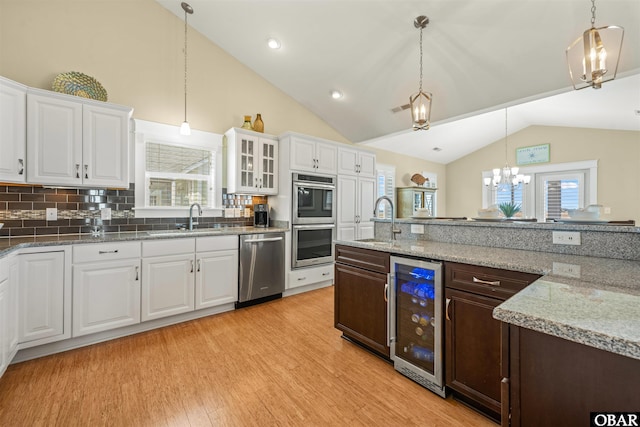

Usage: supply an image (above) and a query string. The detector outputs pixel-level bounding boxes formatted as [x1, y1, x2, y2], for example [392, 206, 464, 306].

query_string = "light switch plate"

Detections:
[46, 208, 57, 221]
[410, 224, 425, 234]
[100, 208, 112, 220]
[552, 231, 581, 245]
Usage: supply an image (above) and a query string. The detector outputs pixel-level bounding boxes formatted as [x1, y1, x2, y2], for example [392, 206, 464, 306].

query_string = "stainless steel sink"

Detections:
[356, 238, 395, 246]
[147, 228, 223, 237]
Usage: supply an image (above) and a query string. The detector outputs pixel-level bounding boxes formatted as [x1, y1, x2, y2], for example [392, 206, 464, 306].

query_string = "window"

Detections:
[376, 163, 395, 218]
[134, 120, 223, 217]
[145, 142, 213, 207]
[482, 160, 597, 220]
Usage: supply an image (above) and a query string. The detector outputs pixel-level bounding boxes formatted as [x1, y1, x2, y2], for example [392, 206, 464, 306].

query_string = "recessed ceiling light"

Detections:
[267, 38, 281, 49]
[330, 90, 343, 100]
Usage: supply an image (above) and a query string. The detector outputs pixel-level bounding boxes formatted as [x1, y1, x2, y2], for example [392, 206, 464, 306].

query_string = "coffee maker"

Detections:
[254, 204, 269, 227]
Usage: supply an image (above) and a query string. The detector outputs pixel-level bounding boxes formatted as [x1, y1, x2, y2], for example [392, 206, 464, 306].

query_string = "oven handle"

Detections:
[293, 224, 335, 230]
[293, 182, 336, 191]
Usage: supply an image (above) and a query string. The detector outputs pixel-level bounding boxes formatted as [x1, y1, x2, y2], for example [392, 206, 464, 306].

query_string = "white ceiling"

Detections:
[156, 0, 640, 164]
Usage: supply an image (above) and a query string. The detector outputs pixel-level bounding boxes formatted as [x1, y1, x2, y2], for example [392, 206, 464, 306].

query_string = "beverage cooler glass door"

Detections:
[389, 256, 445, 397]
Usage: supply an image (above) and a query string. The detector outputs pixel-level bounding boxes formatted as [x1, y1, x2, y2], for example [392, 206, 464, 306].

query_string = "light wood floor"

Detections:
[0, 286, 496, 426]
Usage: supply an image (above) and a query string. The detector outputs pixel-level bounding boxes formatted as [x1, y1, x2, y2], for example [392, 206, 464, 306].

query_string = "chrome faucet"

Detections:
[189, 203, 202, 231]
[373, 196, 401, 240]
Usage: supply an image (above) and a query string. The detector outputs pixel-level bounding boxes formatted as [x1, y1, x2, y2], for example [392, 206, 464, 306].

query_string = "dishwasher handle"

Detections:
[244, 236, 284, 244]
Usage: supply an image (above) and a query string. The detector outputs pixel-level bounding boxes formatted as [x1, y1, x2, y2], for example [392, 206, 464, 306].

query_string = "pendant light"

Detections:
[180, 2, 194, 135]
[484, 109, 530, 188]
[409, 15, 432, 131]
[566, 0, 624, 90]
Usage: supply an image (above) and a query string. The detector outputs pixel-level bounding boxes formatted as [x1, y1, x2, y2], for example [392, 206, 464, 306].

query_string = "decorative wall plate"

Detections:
[52, 71, 108, 101]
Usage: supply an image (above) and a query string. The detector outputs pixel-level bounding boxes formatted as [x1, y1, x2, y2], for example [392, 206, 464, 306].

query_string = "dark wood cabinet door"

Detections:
[507, 326, 640, 427]
[334, 262, 389, 357]
[446, 288, 502, 421]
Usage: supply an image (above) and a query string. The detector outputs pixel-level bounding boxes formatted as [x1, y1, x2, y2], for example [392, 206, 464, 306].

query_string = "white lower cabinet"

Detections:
[141, 236, 238, 322]
[142, 252, 195, 321]
[0, 257, 10, 377]
[72, 243, 142, 337]
[288, 263, 334, 290]
[18, 250, 69, 348]
[196, 250, 238, 309]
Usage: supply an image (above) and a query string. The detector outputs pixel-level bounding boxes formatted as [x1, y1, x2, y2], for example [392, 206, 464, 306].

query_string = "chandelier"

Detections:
[566, 0, 624, 90]
[180, 2, 194, 135]
[409, 15, 432, 131]
[484, 109, 531, 188]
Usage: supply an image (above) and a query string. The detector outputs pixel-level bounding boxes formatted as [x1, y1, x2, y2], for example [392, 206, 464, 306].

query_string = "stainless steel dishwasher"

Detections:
[237, 232, 285, 307]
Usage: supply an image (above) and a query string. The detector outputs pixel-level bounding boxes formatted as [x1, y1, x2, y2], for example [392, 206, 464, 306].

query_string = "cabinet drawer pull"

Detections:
[197, 259, 201, 272]
[297, 276, 306, 281]
[98, 250, 119, 254]
[321, 272, 330, 276]
[445, 297, 451, 321]
[18, 158, 24, 175]
[135, 266, 139, 281]
[76, 164, 80, 178]
[190, 260, 194, 273]
[84, 164, 88, 179]
[472, 276, 501, 286]
[384, 283, 388, 303]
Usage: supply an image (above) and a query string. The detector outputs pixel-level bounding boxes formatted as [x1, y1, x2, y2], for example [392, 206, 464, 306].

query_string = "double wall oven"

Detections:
[291, 173, 336, 269]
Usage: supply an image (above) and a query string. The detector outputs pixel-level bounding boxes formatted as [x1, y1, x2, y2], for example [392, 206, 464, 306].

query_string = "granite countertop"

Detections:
[335, 238, 640, 361]
[0, 226, 289, 257]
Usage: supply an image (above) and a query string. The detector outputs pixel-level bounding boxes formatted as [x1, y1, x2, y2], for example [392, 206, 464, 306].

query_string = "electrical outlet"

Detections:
[552, 231, 581, 245]
[100, 208, 112, 220]
[552, 262, 581, 278]
[46, 208, 57, 221]
[410, 224, 425, 234]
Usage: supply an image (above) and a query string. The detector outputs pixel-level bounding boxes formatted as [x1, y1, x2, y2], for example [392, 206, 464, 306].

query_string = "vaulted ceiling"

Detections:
[157, 0, 640, 163]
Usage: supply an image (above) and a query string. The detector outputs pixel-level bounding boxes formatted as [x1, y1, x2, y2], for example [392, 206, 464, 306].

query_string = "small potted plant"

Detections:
[499, 202, 521, 219]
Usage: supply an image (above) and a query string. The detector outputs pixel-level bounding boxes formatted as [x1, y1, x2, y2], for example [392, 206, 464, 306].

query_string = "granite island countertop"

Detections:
[0, 226, 289, 257]
[335, 238, 640, 361]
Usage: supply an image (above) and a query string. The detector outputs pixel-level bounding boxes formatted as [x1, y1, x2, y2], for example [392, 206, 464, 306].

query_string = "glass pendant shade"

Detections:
[410, 90, 432, 131]
[566, 25, 624, 90]
[180, 121, 191, 136]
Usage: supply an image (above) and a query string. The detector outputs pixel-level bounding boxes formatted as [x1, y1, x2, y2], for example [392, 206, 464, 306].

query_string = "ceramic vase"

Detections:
[253, 113, 264, 133]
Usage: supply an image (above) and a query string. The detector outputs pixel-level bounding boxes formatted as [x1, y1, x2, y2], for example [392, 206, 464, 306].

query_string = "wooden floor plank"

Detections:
[0, 286, 495, 426]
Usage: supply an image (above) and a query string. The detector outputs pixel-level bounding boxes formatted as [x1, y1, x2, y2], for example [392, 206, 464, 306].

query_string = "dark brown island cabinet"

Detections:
[444, 262, 540, 422]
[502, 326, 640, 427]
[334, 244, 391, 358]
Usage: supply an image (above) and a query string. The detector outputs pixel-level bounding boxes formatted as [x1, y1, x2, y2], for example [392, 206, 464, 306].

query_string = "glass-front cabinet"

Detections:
[396, 187, 437, 218]
[225, 128, 278, 195]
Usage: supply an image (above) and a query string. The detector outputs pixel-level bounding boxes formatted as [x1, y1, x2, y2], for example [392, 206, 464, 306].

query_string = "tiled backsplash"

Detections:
[0, 184, 261, 238]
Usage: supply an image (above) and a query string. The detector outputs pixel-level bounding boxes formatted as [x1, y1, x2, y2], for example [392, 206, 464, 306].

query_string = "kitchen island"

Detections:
[335, 218, 640, 426]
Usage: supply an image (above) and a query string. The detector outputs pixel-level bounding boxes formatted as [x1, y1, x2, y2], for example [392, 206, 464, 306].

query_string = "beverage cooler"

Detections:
[389, 256, 445, 397]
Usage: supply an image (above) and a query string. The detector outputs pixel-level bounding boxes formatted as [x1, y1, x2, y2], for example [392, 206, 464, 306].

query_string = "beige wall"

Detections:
[0, 0, 434, 193]
[446, 125, 640, 223]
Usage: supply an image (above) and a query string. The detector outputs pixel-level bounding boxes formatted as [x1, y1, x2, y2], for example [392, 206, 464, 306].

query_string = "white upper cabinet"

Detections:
[0, 77, 27, 183]
[226, 128, 278, 195]
[337, 147, 376, 178]
[288, 134, 337, 174]
[26, 88, 132, 188]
